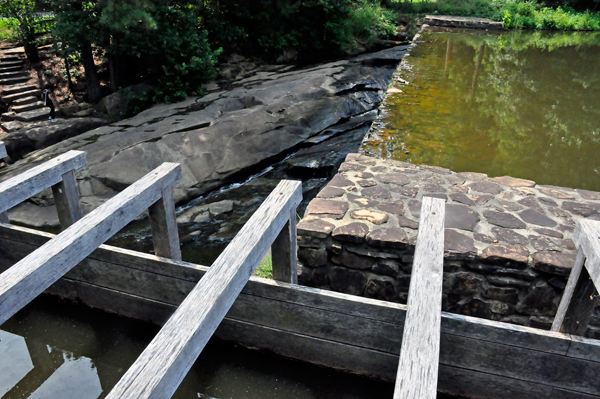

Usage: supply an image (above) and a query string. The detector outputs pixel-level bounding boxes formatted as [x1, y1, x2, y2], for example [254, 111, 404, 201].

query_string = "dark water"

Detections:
[361, 28, 600, 191]
[0, 296, 403, 399]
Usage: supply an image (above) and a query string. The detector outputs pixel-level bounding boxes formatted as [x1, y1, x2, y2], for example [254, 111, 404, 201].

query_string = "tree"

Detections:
[0, 0, 41, 62]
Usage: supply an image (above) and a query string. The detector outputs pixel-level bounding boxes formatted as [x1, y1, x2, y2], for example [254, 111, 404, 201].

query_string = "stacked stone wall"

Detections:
[297, 154, 600, 337]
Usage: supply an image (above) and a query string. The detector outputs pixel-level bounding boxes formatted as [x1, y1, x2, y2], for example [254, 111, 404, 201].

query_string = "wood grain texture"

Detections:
[574, 220, 600, 289]
[52, 170, 84, 229]
[0, 212, 8, 224]
[148, 187, 181, 261]
[105, 180, 302, 399]
[559, 266, 598, 336]
[0, 141, 6, 158]
[553, 249, 586, 332]
[5, 224, 600, 398]
[272, 208, 298, 283]
[0, 150, 86, 214]
[0, 162, 182, 325]
[394, 197, 445, 399]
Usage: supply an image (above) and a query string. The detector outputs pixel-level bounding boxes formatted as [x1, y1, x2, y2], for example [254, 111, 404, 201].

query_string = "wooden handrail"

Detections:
[0, 150, 86, 228]
[0, 141, 6, 159]
[105, 180, 302, 399]
[394, 196, 445, 399]
[552, 219, 600, 335]
[0, 162, 182, 325]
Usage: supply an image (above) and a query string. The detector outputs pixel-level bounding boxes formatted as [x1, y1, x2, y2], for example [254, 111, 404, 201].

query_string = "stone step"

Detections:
[2, 84, 38, 96]
[13, 101, 44, 113]
[1, 111, 16, 121]
[0, 71, 28, 80]
[1, 89, 41, 103]
[1, 55, 22, 62]
[0, 65, 23, 73]
[1, 120, 24, 133]
[13, 95, 39, 106]
[15, 108, 49, 122]
[0, 76, 30, 85]
[0, 60, 24, 67]
[3, 47, 25, 55]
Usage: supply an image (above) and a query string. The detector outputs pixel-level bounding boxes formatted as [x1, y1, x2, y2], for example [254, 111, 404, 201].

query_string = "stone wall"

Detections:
[297, 153, 600, 337]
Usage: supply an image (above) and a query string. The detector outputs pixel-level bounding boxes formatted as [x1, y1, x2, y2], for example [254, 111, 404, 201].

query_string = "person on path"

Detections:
[43, 89, 57, 122]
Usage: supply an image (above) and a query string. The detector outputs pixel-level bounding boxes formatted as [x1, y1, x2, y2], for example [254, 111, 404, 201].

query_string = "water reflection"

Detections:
[0, 330, 102, 399]
[362, 28, 600, 191]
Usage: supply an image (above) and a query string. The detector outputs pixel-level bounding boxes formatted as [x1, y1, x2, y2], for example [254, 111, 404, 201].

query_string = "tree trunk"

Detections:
[22, 40, 40, 64]
[81, 44, 103, 103]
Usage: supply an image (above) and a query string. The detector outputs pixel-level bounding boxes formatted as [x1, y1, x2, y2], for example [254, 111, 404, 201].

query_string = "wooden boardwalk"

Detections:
[2, 144, 600, 398]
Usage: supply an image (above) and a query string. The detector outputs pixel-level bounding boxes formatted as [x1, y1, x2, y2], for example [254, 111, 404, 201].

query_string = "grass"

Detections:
[392, 0, 600, 31]
[0, 18, 17, 41]
[254, 254, 273, 279]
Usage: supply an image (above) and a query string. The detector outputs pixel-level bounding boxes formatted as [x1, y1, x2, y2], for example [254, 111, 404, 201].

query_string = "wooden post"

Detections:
[104, 180, 302, 399]
[0, 151, 86, 216]
[0, 141, 8, 223]
[394, 197, 445, 399]
[552, 219, 600, 335]
[271, 208, 298, 284]
[51, 170, 84, 230]
[0, 163, 182, 325]
[148, 186, 181, 261]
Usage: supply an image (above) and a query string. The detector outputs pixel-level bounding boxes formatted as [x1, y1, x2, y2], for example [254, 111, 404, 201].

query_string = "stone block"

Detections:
[483, 286, 519, 304]
[532, 251, 576, 276]
[329, 266, 368, 295]
[365, 276, 397, 301]
[305, 199, 348, 219]
[481, 245, 529, 268]
[297, 218, 335, 238]
[332, 222, 369, 243]
[298, 247, 328, 268]
[366, 228, 409, 249]
[350, 209, 389, 225]
[483, 211, 527, 229]
[451, 272, 485, 295]
[331, 251, 374, 270]
[491, 176, 536, 188]
[516, 280, 558, 316]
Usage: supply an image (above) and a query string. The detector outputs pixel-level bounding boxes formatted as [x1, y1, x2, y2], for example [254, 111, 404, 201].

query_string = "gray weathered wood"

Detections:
[105, 180, 302, 399]
[271, 208, 298, 283]
[0, 141, 6, 159]
[552, 220, 600, 335]
[0, 162, 182, 325]
[394, 197, 445, 399]
[148, 186, 181, 261]
[7, 223, 600, 399]
[0, 212, 8, 224]
[51, 170, 84, 229]
[0, 150, 86, 214]
[553, 248, 588, 333]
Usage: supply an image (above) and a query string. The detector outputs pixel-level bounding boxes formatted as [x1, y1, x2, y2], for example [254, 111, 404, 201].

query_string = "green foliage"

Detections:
[202, 0, 399, 60]
[253, 255, 273, 279]
[0, 0, 51, 60]
[0, 17, 17, 40]
[393, 0, 600, 31]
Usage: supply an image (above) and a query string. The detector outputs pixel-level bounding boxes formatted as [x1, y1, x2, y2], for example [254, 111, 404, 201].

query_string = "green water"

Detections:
[361, 28, 600, 191]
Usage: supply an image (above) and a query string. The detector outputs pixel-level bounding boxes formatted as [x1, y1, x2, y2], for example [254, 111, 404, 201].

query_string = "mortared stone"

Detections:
[367, 228, 409, 248]
[519, 209, 557, 227]
[470, 194, 494, 206]
[481, 245, 529, 266]
[577, 189, 600, 201]
[539, 187, 575, 199]
[328, 174, 355, 188]
[444, 229, 476, 254]
[397, 187, 419, 198]
[450, 193, 476, 206]
[445, 204, 480, 231]
[456, 171, 488, 181]
[339, 162, 366, 172]
[350, 209, 389, 225]
[357, 179, 377, 187]
[397, 216, 419, 229]
[491, 176, 536, 187]
[532, 252, 576, 276]
[375, 173, 410, 186]
[517, 196, 545, 214]
[562, 201, 600, 217]
[534, 228, 563, 239]
[317, 186, 345, 199]
[483, 211, 526, 229]
[492, 227, 528, 245]
[347, 193, 379, 208]
[361, 186, 391, 199]
[305, 199, 348, 219]
[297, 218, 336, 238]
[468, 181, 503, 195]
[332, 222, 370, 243]
[377, 201, 405, 215]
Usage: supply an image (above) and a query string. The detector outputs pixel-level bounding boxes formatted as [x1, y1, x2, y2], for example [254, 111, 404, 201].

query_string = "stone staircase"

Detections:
[0, 47, 50, 129]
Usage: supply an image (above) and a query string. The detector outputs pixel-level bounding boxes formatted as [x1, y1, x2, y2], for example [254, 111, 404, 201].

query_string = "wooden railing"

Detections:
[0, 150, 86, 229]
[552, 219, 600, 335]
[0, 161, 182, 325]
[0, 141, 6, 159]
[394, 197, 445, 399]
[105, 180, 302, 399]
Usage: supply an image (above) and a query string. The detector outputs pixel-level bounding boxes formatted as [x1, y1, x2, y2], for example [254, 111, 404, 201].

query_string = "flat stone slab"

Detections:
[424, 15, 504, 30]
[300, 153, 597, 276]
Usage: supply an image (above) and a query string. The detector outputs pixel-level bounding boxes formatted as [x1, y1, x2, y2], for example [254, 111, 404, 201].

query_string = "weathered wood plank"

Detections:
[0, 141, 6, 158]
[271, 208, 298, 283]
[105, 180, 302, 399]
[575, 220, 600, 289]
[0, 150, 86, 214]
[558, 266, 597, 336]
[51, 170, 84, 229]
[148, 187, 181, 261]
[0, 212, 8, 224]
[394, 197, 445, 399]
[0, 163, 182, 325]
[553, 249, 586, 332]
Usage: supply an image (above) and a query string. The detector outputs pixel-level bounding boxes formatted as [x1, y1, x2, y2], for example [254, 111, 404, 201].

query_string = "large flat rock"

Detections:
[1, 46, 408, 228]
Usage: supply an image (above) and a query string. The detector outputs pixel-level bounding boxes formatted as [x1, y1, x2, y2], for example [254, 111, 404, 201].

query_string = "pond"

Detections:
[0, 296, 403, 399]
[361, 27, 600, 191]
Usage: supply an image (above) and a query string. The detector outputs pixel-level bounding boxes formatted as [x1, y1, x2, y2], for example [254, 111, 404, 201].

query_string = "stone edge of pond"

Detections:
[296, 152, 600, 337]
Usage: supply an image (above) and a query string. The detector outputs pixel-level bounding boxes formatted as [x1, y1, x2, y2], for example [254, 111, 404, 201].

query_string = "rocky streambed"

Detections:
[0, 45, 407, 264]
